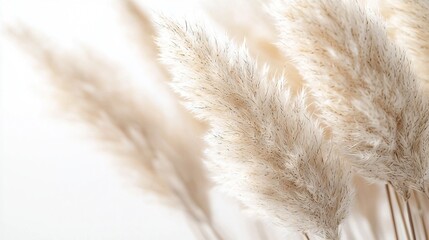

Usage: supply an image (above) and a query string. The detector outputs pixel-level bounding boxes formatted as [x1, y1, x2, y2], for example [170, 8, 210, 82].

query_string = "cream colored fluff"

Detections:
[273, 0, 429, 198]
[157, 17, 353, 239]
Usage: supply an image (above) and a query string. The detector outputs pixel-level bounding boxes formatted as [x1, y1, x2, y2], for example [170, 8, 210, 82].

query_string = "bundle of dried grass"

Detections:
[9, 0, 429, 239]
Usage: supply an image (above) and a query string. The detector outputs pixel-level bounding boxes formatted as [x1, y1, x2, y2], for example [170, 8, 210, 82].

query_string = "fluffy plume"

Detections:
[383, 0, 429, 88]
[9, 28, 225, 239]
[272, 0, 429, 198]
[157, 17, 353, 239]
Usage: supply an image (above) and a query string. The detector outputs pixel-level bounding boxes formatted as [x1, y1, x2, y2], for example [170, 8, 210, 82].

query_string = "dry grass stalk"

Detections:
[157, 17, 353, 240]
[414, 191, 429, 239]
[386, 184, 400, 240]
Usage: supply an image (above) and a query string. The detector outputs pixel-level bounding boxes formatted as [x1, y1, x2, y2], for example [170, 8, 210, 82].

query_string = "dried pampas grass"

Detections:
[272, 0, 429, 198]
[8, 0, 429, 239]
[158, 17, 353, 239]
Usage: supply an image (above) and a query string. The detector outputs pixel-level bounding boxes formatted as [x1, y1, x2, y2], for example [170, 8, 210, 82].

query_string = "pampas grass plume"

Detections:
[272, 0, 429, 198]
[157, 17, 353, 239]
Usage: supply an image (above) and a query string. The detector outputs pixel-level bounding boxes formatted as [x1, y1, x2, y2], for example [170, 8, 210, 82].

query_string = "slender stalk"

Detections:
[414, 191, 429, 240]
[207, 220, 224, 240]
[406, 200, 417, 240]
[165, 162, 223, 240]
[395, 190, 412, 240]
[173, 187, 222, 240]
[303, 232, 310, 240]
[386, 184, 399, 240]
[185, 213, 208, 240]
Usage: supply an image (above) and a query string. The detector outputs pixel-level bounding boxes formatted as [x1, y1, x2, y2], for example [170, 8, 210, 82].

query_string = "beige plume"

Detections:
[272, 0, 429, 198]
[157, 17, 353, 239]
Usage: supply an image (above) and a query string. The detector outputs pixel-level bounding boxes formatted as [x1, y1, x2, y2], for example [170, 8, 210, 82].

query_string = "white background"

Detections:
[0, 1, 215, 239]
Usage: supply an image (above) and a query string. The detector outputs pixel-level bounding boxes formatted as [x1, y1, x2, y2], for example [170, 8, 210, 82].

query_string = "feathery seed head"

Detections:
[157, 16, 353, 239]
[272, 0, 429, 198]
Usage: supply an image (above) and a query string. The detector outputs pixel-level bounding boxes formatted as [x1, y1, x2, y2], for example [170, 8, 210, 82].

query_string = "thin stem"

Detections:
[169, 183, 219, 240]
[386, 184, 399, 240]
[303, 233, 310, 240]
[414, 191, 429, 240]
[207, 221, 224, 240]
[185, 213, 208, 240]
[395, 190, 411, 240]
[182, 198, 222, 240]
[167, 162, 223, 240]
[406, 200, 417, 240]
